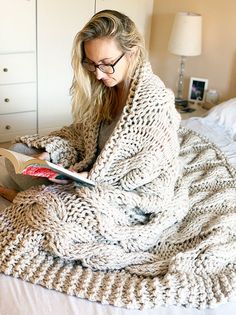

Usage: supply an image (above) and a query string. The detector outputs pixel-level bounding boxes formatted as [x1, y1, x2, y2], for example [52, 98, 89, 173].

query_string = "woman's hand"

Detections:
[32, 152, 89, 185]
[33, 151, 70, 184]
[77, 171, 89, 179]
[33, 151, 51, 161]
[48, 177, 71, 184]
[49, 170, 89, 185]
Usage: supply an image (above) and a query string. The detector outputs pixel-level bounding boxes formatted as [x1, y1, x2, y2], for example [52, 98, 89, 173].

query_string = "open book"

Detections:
[0, 148, 95, 187]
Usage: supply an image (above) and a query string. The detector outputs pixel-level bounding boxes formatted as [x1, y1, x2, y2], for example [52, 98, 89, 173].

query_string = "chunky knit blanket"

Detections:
[0, 63, 236, 310]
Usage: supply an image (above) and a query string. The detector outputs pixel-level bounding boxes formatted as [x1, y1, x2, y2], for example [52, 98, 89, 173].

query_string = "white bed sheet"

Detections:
[181, 117, 236, 167]
[0, 274, 236, 315]
[0, 116, 236, 315]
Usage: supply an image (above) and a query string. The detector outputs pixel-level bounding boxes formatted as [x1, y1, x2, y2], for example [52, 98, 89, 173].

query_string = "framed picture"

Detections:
[188, 77, 208, 103]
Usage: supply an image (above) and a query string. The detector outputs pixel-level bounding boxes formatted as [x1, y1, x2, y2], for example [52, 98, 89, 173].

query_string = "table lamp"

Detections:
[168, 12, 202, 106]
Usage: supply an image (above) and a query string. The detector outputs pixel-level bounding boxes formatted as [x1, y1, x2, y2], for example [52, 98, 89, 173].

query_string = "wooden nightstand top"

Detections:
[176, 104, 208, 120]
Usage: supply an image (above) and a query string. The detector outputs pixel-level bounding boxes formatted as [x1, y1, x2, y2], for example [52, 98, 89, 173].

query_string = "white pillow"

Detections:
[204, 98, 236, 139]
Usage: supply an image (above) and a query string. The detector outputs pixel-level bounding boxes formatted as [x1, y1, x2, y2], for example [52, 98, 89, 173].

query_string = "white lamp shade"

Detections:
[168, 12, 202, 56]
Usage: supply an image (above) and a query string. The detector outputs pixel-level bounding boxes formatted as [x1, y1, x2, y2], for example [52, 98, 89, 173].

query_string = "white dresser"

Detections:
[0, 0, 37, 142]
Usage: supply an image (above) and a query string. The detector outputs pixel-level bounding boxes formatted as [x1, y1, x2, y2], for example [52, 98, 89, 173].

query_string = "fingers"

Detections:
[38, 152, 50, 161]
[78, 171, 88, 178]
[48, 178, 71, 184]
[48, 171, 88, 185]
[33, 152, 50, 161]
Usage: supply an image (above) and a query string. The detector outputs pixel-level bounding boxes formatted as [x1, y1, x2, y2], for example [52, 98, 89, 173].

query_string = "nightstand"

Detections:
[177, 103, 208, 120]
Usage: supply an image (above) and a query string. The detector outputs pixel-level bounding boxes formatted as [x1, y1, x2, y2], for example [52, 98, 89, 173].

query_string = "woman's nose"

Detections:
[95, 68, 106, 80]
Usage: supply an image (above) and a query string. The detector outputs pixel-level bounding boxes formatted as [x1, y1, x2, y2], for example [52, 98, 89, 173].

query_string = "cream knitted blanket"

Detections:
[0, 63, 236, 310]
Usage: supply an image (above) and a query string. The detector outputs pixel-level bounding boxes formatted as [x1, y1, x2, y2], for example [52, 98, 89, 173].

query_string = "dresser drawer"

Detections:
[0, 111, 37, 142]
[0, 83, 36, 114]
[0, 53, 36, 84]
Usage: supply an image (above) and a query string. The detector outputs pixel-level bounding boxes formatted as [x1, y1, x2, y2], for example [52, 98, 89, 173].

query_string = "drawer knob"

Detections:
[4, 98, 10, 102]
[5, 125, 11, 130]
[3, 68, 8, 72]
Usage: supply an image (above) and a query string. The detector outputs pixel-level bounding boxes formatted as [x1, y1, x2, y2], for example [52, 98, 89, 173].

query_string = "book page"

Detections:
[0, 148, 47, 173]
[0, 147, 95, 187]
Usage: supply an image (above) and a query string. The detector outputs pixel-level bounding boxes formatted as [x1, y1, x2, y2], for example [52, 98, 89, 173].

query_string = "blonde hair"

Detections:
[70, 10, 147, 123]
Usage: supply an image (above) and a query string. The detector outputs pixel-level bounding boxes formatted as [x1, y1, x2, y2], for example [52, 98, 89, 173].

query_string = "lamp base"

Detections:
[175, 98, 188, 107]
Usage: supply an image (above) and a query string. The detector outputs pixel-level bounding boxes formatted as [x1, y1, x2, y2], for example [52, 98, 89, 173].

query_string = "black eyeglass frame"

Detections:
[82, 53, 125, 74]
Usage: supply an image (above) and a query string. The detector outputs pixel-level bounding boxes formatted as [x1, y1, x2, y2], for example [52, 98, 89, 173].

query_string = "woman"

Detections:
[1, 10, 234, 310]
[0, 9, 181, 200]
[0, 7, 182, 265]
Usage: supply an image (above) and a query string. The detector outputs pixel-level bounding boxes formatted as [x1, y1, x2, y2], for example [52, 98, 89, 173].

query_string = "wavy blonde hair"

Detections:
[70, 10, 147, 123]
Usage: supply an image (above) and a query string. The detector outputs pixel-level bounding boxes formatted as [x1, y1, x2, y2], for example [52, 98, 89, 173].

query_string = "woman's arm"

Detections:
[16, 123, 85, 168]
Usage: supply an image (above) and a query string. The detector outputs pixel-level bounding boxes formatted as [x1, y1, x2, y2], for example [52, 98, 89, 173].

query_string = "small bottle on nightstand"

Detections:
[204, 90, 219, 109]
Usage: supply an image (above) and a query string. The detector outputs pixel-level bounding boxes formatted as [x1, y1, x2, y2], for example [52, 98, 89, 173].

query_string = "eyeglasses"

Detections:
[82, 53, 125, 74]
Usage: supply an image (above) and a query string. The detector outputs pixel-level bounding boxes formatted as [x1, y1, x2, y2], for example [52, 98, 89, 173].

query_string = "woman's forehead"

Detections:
[84, 37, 121, 61]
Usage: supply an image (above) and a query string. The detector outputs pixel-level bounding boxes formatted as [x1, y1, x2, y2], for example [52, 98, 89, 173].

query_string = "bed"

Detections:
[0, 98, 236, 315]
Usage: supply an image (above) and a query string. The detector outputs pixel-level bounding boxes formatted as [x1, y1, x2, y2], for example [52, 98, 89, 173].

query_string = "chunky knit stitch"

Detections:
[0, 62, 236, 310]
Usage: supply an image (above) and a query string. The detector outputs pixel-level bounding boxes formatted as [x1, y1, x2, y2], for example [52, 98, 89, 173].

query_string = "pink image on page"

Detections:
[22, 165, 58, 179]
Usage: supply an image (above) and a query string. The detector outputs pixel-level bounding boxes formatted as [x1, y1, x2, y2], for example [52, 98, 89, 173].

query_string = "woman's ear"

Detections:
[127, 46, 138, 60]
[130, 46, 138, 55]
